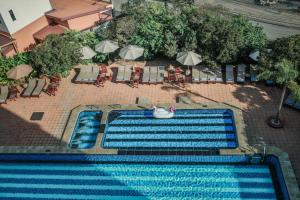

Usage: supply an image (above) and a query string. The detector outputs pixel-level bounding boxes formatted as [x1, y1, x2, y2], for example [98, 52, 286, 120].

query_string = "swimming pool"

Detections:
[102, 109, 238, 149]
[0, 154, 289, 200]
[68, 111, 102, 149]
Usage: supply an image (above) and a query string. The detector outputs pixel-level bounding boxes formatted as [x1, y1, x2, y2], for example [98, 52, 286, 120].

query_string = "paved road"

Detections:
[251, 20, 300, 40]
[196, 0, 300, 39]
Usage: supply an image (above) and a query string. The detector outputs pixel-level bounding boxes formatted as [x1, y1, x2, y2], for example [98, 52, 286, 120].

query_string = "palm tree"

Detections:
[259, 59, 299, 128]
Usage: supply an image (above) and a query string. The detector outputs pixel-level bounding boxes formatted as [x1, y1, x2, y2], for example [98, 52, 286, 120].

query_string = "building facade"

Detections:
[0, 0, 112, 57]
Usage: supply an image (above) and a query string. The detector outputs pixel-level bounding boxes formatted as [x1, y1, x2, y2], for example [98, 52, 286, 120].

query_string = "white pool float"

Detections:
[153, 106, 175, 119]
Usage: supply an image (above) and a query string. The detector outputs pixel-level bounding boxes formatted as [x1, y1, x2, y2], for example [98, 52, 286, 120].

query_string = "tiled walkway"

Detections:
[0, 70, 300, 186]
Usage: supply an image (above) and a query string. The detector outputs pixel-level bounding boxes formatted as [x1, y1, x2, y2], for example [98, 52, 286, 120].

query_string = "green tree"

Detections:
[258, 59, 299, 127]
[31, 35, 81, 76]
[231, 16, 266, 50]
[259, 34, 300, 101]
[268, 34, 300, 71]
[131, 3, 165, 59]
[107, 2, 266, 64]
[63, 30, 100, 47]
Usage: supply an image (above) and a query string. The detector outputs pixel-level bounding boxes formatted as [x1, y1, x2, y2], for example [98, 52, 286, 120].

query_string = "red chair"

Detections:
[101, 65, 107, 74]
[46, 83, 57, 96]
[168, 71, 176, 82]
[131, 74, 140, 88]
[95, 74, 106, 87]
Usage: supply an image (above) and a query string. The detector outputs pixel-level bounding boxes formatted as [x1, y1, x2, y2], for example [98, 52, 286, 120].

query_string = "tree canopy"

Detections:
[259, 34, 300, 100]
[30, 34, 82, 76]
[105, 0, 266, 65]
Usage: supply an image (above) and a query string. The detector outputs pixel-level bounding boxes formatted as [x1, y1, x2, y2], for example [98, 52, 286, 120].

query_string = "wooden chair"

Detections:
[46, 83, 57, 96]
[8, 86, 19, 101]
[131, 69, 141, 88]
[95, 74, 106, 87]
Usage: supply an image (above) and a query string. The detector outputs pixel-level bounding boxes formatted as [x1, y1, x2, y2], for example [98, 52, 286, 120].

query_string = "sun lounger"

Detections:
[214, 66, 223, 83]
[284, 94, 296, 107]
[123, 66, 132, 82]
[142, 66, 150, 84]
[250, 65, 258, 82]
[237, 64, 246, 83]
[226, 64, 234, 84]
[284, 93, 300, 110]
[0, 86, 9, 104]
[207, 69, 217, 83]
[22, 79, 37, 97]
[294, 101, 300, 110]
[75, 66, 94, 83]
[116, 66, 125, 82]
[157, 66, 165, 83]
[89, 66, 100, 82]
[266, 80, 274, 86]
[192, 67, 200, 83]
[149, 66, 158, 84]
[199, 67, 208, 83]
[31, 79, 46, 97]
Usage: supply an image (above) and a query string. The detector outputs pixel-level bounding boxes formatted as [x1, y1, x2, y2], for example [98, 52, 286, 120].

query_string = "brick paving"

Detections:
[0, 69, 299, 186]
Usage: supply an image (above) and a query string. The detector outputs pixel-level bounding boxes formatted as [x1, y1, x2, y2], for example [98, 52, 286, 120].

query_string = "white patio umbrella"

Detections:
[249, 50, 260, 62]
[176, 51, 202, 69]
[81, 46, 96, 60]
[6, 64, 33, 80]
[95, 40, 119, 54]
[119, 45, 144, 60]
[95, 40, 119, 63]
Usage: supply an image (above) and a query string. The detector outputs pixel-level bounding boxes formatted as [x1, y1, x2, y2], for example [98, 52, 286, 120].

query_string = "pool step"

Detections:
[69, 111, 102, 149]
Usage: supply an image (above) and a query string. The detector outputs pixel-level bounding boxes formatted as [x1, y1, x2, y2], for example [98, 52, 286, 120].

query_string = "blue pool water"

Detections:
[102, 109, 238, 149]
[69, 111, 102, 149]
[0, 154, 288, 200]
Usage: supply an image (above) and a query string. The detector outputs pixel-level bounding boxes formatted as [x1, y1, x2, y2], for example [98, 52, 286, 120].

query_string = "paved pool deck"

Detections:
[0, 70, 300, 194]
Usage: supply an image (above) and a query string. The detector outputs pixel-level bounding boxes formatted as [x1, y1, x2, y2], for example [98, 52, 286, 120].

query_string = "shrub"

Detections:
[107, 1, 266, 64]
[30, 34, 81, 77]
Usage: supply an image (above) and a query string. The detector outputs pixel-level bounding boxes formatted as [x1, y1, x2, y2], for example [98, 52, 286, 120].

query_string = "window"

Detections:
[9, 10, 16, 21]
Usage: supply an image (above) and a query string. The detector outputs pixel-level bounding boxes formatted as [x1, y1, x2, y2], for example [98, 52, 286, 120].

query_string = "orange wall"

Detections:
[67, 13, 101, 31]
[11, 16, 49, 52]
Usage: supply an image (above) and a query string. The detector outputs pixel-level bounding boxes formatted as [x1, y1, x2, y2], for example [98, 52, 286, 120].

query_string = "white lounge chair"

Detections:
[116, 66, 125, 82]
[89, 66, 100, 82]
[149, 66, 158, 84]
[22, 79, 37, 97]
[199, 66, 208, 83]
[123, 66, 133, 82]
[75, 66, 94, 83]
[142, 66, 150, 84]
[157, 66, 165, 83]
[214, 66, 223, 83]
[0, 86, 9, 104]
[32, 79, 46, 97]
[237, 64, 246, 83]
[192, 66, 200, 83]
[207, 69, 217, 83]
[226, 64, 234, 84]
